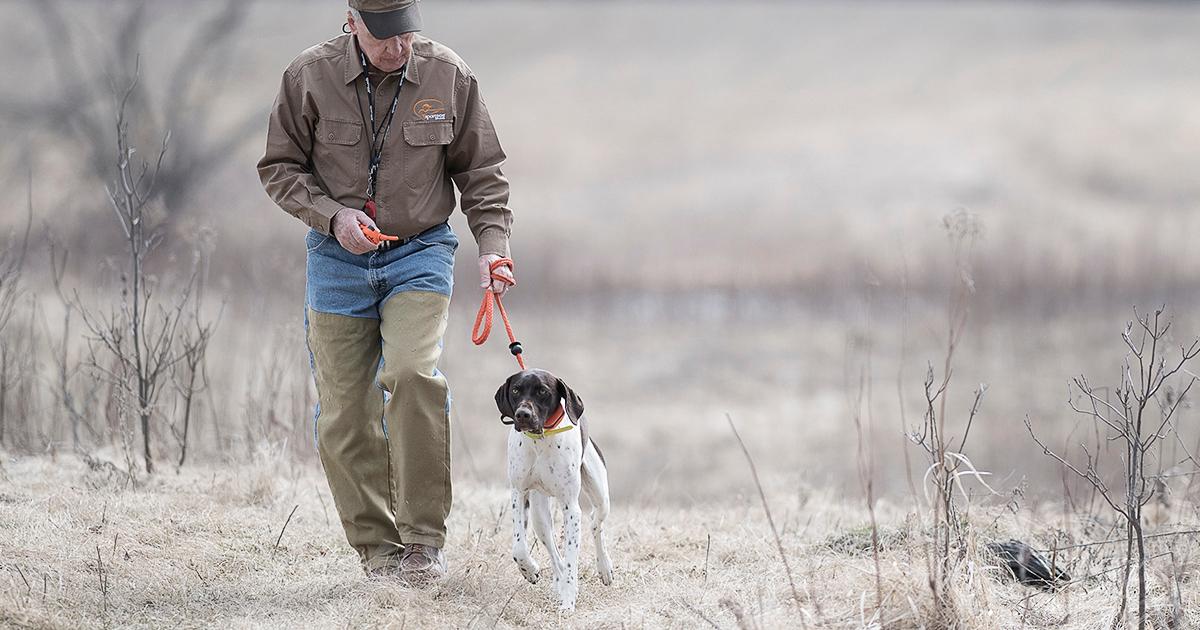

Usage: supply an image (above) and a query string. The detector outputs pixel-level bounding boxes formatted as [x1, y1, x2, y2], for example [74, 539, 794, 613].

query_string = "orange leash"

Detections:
[472, 258, 525, 370]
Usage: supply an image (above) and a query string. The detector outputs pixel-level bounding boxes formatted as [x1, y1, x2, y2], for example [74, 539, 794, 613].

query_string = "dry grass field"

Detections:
[2, 454, 1197, 629]
[3, 0, 1200, 627]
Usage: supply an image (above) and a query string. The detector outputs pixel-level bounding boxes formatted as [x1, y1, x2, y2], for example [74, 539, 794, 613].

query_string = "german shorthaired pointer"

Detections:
[495, 369, 613, 611]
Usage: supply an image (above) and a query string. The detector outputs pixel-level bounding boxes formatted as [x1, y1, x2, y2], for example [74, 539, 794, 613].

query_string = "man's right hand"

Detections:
[332, 207, 381, 255]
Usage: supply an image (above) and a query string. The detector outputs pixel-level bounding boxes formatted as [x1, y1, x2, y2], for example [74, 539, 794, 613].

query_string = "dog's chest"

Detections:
[507, 432, 582, 497]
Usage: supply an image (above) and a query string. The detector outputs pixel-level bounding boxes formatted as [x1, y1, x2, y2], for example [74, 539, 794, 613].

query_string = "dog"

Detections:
[495, 368, 613, 611]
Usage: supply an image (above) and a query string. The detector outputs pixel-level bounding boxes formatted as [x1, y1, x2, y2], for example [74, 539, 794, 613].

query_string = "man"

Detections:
[257, 0, 515, 584]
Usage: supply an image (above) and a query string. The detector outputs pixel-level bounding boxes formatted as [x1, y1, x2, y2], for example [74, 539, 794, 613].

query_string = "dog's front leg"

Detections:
[510, 489, 540, 584]
[558, 499, 582, 611]
[529, 492, 563, 580]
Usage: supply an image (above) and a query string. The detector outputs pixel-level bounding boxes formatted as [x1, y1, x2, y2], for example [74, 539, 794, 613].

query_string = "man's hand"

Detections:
[332, 207, 380, 255]
[479, 254, 515, 297]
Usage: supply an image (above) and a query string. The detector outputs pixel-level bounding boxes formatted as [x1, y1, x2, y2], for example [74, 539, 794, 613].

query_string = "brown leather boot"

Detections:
[397, 543, 447, 586]
[363, 546, 405, 579]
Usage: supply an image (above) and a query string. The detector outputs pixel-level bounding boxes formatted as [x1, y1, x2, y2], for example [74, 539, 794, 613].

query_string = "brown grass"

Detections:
[2, 2, 1200, 627]
[1, 452, 1197, 629]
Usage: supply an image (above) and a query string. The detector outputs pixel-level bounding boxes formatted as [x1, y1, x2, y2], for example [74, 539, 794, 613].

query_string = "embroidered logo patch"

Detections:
[414, 99, 447, 120]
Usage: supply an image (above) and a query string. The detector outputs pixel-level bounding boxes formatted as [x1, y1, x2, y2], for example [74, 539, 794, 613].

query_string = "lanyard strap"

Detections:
[356, 41, 406, 200]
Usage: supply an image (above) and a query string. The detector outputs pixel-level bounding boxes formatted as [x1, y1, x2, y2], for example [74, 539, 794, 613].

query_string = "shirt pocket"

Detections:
[313, 118, 363, 187]
[402, 120, 454, 188]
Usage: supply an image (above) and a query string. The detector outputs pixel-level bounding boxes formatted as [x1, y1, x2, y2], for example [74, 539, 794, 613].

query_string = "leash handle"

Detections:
[360, 223, 399, 244]
[472, 258, 526, 370]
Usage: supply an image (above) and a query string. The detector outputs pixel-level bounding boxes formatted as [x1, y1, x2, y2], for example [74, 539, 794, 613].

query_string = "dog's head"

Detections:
[494, 369, 584, 435]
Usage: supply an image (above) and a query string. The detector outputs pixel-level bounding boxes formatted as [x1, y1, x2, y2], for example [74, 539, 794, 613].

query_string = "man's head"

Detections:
[347, 0, 421, 73]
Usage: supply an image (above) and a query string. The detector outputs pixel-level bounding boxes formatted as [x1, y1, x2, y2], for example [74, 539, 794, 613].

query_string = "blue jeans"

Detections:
[303, 221, 458, 556]
[304, 221, 458, 317]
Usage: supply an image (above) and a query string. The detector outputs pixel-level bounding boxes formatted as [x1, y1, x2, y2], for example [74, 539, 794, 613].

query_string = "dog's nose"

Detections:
[515, 408, 532, 422]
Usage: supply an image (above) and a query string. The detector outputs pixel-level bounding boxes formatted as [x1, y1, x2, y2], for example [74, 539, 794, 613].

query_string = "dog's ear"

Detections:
[556, 377, 585, 421]
[495, 374, 516, 419]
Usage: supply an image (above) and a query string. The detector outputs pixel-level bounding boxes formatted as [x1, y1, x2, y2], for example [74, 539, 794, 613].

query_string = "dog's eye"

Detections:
[511, 387, 519, 395]
[538, 388, 551, 398]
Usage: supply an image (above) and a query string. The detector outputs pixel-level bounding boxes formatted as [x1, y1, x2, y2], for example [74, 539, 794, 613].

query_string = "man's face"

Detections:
[348, 11, 414, 73]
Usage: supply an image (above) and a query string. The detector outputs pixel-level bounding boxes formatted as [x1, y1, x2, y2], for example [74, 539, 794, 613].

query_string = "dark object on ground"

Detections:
[987, 539, 1071, 590]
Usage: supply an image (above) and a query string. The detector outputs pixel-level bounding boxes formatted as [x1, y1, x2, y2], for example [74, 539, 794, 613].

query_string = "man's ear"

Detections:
[556, 378, 585, 421]
[495, 374, 516, 419]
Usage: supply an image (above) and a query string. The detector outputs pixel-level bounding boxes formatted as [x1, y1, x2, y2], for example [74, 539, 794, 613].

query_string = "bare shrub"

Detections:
[1026, 306, 1200, 630]
[77, 65, 215, 474]
[169, 242, 219, 468]
[43, 235, 107, 453]
[0, 179, 33, 448]
[906, 210, 994, 622]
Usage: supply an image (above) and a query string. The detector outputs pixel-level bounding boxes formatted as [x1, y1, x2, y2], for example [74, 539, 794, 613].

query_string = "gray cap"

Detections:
[350, 0, 422, 38]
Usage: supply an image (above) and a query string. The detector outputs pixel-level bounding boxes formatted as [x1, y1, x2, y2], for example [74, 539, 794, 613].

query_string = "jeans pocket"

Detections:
[306, 230, 331, 254]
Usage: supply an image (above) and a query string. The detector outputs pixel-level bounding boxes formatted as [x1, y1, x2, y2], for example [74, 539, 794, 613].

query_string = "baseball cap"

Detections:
[349, 0, 423, 38]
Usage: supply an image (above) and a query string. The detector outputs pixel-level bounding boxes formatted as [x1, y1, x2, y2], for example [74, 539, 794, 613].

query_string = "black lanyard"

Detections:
[355, 42, 406, 201]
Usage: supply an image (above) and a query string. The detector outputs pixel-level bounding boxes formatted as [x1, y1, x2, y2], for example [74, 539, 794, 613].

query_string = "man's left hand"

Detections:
[478, 254, 515, 297]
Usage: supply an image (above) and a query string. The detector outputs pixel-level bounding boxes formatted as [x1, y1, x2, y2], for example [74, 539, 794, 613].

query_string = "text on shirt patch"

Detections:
[414, 98, 447, 120]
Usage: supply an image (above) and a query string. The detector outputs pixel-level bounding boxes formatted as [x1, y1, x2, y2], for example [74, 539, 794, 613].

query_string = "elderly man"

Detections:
[257, 0, 514, 584]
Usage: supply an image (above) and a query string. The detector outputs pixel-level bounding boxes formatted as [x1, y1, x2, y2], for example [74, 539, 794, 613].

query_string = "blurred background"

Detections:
[1, 0, 1198, 506]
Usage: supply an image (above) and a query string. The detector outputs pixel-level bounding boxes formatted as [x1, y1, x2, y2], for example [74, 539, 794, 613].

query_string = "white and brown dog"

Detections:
[495, 369, 613, 611]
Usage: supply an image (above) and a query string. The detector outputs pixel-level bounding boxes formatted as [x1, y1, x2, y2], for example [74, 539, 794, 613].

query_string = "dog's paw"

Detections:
[514, 557, 540, 584]
[599, 568, 613, 586]
[519, 564, 539, 584]
[557, 600, 576, 614]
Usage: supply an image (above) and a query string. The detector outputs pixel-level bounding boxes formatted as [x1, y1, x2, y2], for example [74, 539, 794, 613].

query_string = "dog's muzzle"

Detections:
[513, 404, 542, 434]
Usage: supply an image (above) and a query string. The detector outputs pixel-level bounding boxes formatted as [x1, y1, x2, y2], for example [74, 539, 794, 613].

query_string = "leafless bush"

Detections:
[169, 238, 220, 468]
[43, 235, 105, 452]
[77, 65, 215, 474]
[907, 210, 993, 621]
[1026, 306, 1200, 630]
[0, 189, 31, 336]
[0, 179, 33, 448]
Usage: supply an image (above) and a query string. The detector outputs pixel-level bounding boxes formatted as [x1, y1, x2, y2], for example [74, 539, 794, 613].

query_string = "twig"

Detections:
[703, 532, 712, 588]
[1062, 551, 1173, 587]
[14, 566, 30, 594]
[273, 504, 299, 554]
[189, 562, 209, 586]
[96, 544, 107, 611]
[489, 590, 517, 630]
[1035, 528, 1200, 553]
[726, 413, 801, 607]
[681, 599, 722, 630]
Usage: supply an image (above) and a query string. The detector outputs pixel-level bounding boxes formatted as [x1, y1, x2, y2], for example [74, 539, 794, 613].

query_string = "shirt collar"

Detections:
[342, 34, 422, 86]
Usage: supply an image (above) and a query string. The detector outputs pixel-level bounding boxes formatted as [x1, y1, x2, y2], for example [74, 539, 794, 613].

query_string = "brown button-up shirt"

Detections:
[258, 34, 512, 256]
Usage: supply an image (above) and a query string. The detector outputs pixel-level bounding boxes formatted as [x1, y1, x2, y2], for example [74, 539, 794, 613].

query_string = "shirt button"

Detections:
[327, 133, 334, 141]
[428, 134, 436, 141]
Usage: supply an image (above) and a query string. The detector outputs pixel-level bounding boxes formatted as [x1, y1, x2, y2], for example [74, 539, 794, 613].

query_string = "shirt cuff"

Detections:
[309, 197, 345, 235]
[476, 227, 510, 258]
